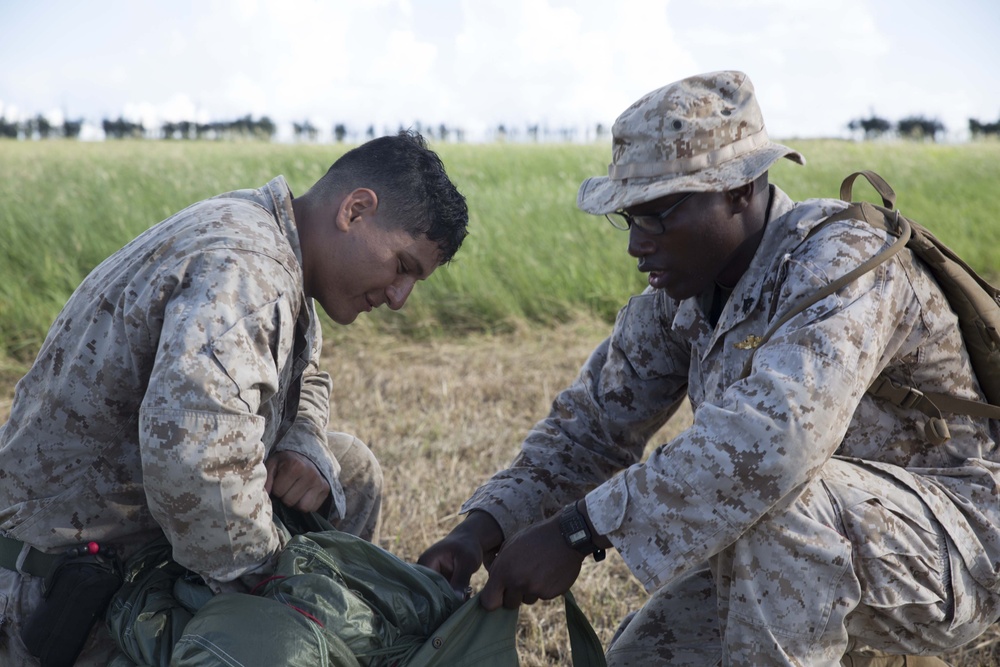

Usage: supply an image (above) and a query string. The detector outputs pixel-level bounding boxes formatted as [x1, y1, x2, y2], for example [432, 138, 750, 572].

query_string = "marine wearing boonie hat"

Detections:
[577, 70, 805, 215]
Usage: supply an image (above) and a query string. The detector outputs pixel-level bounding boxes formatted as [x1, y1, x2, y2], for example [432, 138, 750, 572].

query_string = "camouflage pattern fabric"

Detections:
[0, 431, 382, 666]
[0, 177, 383, 664]
[577, 71, 804, 216]
[463, 186, 1000, 661]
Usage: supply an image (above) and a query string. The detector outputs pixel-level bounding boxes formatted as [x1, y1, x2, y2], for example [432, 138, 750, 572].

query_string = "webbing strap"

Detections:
[840, 170, 896, 209]
[739, 209, 912, 379]
[867, 377, 950, 445]
[869, 376, 1000, 421]
[0, 533, 61, 578]
[563, 590, 608, 667]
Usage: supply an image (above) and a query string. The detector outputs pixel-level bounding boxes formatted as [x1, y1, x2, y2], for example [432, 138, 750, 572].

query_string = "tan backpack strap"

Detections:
[867, 376, 951, 445]
[840, 170, 896, 208]
[922, 391, 1000, 420]
[868, 375, 1000, 444]
[740, 212, 912, 379]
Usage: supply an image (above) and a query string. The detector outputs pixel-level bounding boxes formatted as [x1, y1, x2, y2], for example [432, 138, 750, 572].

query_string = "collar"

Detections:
[672, 185, 798, 356]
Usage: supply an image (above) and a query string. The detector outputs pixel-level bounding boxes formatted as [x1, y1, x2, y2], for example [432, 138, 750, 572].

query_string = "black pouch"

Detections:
[20, 551, 123, 667]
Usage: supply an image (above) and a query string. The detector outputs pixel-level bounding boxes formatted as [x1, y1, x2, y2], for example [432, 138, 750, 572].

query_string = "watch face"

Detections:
[561, 506, 592, 551]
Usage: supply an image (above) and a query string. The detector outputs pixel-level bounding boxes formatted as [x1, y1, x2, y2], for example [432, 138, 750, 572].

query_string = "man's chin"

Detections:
[321, 307, 359, 326]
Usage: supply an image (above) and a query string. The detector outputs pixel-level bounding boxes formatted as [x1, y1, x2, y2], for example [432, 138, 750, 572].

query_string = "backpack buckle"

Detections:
[897, 385, 926, 410]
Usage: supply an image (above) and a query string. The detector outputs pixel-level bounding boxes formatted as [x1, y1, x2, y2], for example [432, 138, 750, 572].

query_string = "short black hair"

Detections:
[322, 130, 468, 263]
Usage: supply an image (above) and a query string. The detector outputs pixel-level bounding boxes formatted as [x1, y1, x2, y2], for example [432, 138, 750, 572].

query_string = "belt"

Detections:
[0, 533, 63, 579]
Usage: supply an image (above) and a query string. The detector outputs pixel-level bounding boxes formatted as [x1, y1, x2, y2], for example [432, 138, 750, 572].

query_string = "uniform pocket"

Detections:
[827, 475, 947, 612]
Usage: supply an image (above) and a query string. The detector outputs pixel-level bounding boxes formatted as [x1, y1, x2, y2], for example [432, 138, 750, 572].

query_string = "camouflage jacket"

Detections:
[464, 185, 1000, 593]
[0, 176, 345, 584]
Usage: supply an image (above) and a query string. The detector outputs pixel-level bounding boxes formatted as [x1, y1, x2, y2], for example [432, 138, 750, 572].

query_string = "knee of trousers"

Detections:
[711, 474, 857, 647]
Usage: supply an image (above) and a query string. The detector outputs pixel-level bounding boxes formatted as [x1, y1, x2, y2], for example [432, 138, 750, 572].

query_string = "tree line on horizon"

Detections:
[2, 111, 999, 142]
[847, 112, 1000, 141]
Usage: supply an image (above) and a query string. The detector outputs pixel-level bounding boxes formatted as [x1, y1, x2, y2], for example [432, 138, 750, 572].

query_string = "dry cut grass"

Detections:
[324, 316, 684, 665]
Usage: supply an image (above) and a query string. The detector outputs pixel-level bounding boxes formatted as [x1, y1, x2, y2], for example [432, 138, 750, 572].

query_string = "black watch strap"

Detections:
[559, 501, 606, 562]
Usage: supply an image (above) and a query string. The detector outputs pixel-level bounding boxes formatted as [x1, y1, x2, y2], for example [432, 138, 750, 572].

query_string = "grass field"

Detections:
[2, 138, 1000, 664]
[2, 139, 1000, 364]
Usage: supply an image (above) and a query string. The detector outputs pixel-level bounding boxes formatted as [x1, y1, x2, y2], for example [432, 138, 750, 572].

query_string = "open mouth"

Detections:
[647, 270, 668, 289]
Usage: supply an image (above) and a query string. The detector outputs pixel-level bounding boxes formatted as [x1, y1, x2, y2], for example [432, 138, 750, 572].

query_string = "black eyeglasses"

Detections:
[605, 192, 695, 235]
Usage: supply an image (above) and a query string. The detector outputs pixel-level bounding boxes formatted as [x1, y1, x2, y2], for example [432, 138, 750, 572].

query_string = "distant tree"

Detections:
[333, 123, 347, 142]
[293, 120, 318, 141]
[438, 123, 449, 142]
[63, 118, 83, 139]
[255, 116, 276, 140]
[897, 115, 945, 141]
[527, 124, 539, 142]
[24, 114, 54, 139]
[366, 125, 376, 140]
[230, 115, 253, 138]
[102, 116, 143, 139]
[969, 117, 1000, 139]
[0, 117, 18, 138]
[847, 114, 892, 140]
[210, 121, 230, 139]
[559, 126, 577, 142]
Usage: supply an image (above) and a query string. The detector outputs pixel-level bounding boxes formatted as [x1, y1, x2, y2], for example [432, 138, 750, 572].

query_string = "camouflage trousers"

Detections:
[605, 457, 1000, 666]
[0, 431, 382, 667]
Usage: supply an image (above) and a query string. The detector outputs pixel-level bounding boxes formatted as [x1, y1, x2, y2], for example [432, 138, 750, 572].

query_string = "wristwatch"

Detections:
[559, 501, 606, 562]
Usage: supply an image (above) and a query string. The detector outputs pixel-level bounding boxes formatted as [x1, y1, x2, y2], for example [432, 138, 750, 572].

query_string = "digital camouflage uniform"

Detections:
[0, 177, 382, 665]
[464, 72, 1000, 665]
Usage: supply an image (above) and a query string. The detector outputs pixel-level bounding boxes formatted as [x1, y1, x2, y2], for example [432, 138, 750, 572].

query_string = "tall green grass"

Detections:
[2, 139, 999, 363]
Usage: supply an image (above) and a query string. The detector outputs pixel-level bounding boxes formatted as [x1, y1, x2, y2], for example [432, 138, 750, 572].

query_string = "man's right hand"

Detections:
[417, 510, 504, 595]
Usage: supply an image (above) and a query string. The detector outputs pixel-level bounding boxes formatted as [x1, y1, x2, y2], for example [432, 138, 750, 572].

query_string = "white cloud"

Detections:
[0, 0, 996, 141]
[44, 108, 64, 126]
[160, 94, 210, 124]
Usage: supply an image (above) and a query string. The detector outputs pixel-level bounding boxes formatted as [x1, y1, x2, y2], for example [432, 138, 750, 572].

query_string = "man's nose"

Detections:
[386, 276, 417, 310]
[627, 227, 656, 258]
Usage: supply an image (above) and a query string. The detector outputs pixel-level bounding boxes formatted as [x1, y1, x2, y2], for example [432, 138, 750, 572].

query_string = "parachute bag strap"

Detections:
[840, 170, 897, 208]
[404, 590, 607, 666]
[563, 590, 608, 667]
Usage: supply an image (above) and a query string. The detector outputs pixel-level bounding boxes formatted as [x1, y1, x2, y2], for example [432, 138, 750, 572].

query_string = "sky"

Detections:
[1, 0, 998, 142]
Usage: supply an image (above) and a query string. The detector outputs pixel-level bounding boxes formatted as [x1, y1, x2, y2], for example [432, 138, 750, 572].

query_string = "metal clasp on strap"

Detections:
[867, 376, 952, 445]
[896, 384, 926, 410]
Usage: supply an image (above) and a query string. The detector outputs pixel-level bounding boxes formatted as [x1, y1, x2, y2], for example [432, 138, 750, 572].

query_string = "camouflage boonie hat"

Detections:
[577, 70, 805, 215]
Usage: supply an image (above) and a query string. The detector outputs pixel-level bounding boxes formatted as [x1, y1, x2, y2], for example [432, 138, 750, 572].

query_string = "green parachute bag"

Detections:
[108, 520, 606, 666]
[170, 530, 606, 667]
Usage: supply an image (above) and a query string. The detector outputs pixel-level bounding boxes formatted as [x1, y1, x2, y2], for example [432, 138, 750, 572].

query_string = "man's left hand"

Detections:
[479, 513, 585, 611]
[265, 450, 330, 513]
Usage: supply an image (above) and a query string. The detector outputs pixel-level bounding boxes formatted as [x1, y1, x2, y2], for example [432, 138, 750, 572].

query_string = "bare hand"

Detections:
[418, 511, 504, 595]
[265, 450, 330, 513]
[479, 513, 584, 611]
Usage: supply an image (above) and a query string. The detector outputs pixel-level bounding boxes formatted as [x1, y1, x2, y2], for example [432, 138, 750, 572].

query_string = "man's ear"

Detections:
[335, 188, 379, 231]
[727, 182, 755, 214]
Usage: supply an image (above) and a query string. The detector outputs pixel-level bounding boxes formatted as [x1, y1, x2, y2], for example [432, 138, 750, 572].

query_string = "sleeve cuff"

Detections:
[275, 425, 346, 521]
